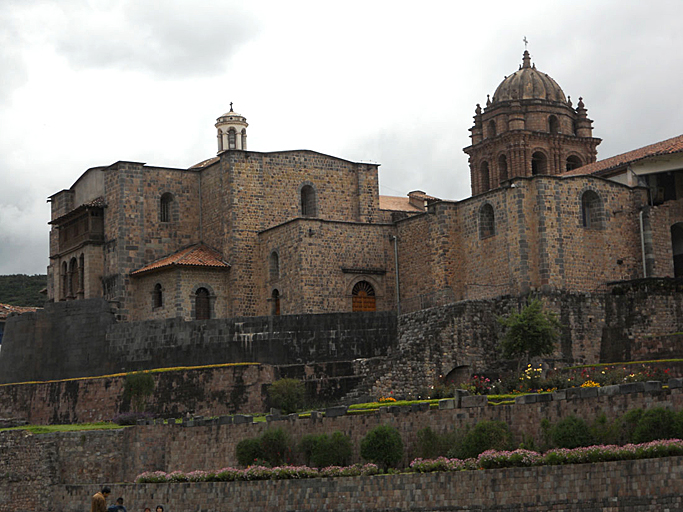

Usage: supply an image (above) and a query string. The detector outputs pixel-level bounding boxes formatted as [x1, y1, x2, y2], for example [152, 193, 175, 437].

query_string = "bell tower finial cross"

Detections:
[523, 36, 528, 50]
[229, 102, 234, 112]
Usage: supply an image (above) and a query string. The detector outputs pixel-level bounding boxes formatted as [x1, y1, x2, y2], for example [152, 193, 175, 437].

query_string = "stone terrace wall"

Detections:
[0, 300, 396, 384]
[1, 383, 680, 488]
[3, 386, 683, 511]
[0, 364, 274, 425]
[52, 458, 683, 512]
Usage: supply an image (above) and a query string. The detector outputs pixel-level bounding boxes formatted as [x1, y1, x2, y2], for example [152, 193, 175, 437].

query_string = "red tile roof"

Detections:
[563, 133, 683, 177]
[131, 244, 230, 276]
[379, 196, 424, 212]
[0, 303, 39, 321]
[50, 196, 106, 225]
[189, 156, 220, 169]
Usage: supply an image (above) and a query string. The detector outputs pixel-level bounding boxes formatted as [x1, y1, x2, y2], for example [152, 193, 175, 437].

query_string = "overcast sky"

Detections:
[1, 0, 682, 275]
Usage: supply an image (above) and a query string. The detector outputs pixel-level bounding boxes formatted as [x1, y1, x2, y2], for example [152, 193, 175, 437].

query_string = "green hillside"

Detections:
[0, 274, 47, 307]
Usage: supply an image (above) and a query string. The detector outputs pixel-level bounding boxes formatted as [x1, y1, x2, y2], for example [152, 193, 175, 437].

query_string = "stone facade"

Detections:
[43, 51, 683, 330]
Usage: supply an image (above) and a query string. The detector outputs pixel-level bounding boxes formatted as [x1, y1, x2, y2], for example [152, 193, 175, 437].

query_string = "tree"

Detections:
[268, 378, 305, 414]
[498, 299, 561, 368]
[360, 424, 403, 471]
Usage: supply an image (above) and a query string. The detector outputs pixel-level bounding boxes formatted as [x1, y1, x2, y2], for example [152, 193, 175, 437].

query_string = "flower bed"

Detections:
[136, 439, 683, 483]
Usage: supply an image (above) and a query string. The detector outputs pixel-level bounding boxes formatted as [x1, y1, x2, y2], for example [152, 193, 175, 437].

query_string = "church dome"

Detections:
[491, 50, 566, 104]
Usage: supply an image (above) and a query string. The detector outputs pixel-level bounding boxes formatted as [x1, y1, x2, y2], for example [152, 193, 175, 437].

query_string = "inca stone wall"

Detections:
[3, 389, 683, 512]
[0, 299, 397, 384]
[51, 459, 683, 512]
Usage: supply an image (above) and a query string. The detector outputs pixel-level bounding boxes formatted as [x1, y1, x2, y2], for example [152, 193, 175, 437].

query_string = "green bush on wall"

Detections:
[457, 420, 513, 459]
[123, 372, 155, 413]
[551, 415, 594, 449]
[360, 424, 404, 470]
[268, 378, 305, 414]
[298, 431, 353, 468]
[236, 428, 292, 467]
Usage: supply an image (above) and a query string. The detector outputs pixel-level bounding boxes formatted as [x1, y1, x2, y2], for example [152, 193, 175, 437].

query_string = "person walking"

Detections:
[91, 486, 111, 512]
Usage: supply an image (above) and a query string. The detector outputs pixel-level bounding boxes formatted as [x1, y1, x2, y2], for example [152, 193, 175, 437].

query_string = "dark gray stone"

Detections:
[515, 394, 536, 404]
[620, 382, 645, 395]
[552, 390, 567, 401]
[579, 387, 599, 398]
[233, 415, 252, 424]
[438, 399, 455, 410]
[598, 385, 621, 397]
[325, 406, 348, 418]
[461, 395, 487, 408]
[218, 415, 232, 425]
[536, 393, 552, 403]
[668, 378, 683, 389]
[411, 402, 430, 413]
[643, 381, 662, 392]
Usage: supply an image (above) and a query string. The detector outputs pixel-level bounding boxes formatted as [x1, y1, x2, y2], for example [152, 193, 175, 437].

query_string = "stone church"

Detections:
[47, 51, 683, 323]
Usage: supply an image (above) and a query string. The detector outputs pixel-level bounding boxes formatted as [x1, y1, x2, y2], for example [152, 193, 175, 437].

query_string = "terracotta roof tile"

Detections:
[131, 244, 230, 276]
[379, 196, 424, 212]
[189, 156, 220, 169]
[50, 196, 106, 225]
[563, 133, 683, 177]
[0, 303, 39, 321]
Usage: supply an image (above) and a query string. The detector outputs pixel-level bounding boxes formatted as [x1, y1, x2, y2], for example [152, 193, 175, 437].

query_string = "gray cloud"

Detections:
[54, 0, 260, 78]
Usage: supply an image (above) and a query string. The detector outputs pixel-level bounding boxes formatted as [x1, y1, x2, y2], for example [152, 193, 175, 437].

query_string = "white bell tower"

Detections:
[215, 103, 248, 153]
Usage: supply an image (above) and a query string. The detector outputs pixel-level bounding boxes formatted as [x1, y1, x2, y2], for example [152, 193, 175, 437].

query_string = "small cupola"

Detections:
[215, 103, 248, 153]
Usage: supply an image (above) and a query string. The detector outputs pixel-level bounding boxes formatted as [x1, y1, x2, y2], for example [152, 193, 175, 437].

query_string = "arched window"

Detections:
[352, 281, 376, 312]
[153, 283, 163, 309]
[160, 193, 174, 223]
[78, 254, 85, 297]
[581, 190, 603, 229]
[61, 261, 68, 300]
[671, 223, 683, 278]
[218, 131, 224, 151]
[572, 120, 578, 135]
[479, 203, 495, 239]
[531, 152, 547, 176]
[301, 185, 317, 217]
[481, 161, 490, 192]
[566, 155, 583, 171]
[228, 128, 236, 150]
[241, 129, 247, 150]
[498, 154, 508, 182]
[271, 289, 280, 316]
[269, 251, 279, 280]
[69, 258, 78, 299]
[548, 115, 559, 134]
[195, 287, 211, 320]
[488, 120, 497, 138]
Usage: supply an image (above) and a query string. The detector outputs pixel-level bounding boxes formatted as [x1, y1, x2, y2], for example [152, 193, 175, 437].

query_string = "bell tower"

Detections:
[215, 103, 248, 153]
[463, 51, 601, 195]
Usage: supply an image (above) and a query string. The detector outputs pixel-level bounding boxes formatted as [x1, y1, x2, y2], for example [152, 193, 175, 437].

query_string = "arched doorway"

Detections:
[531, 152, 547, 175]
[352, 281, 376, 312]
[195, 287, 211, 320]
[271, 289, 281, 316]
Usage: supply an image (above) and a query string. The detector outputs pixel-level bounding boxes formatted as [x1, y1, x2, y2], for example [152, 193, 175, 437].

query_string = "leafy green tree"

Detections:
[360, 424, 403, 470]
[457, 420, 513, 459]
[268, 378, 305, 414]
[498, 299, 561, 368]
[0, 274, 47, 307]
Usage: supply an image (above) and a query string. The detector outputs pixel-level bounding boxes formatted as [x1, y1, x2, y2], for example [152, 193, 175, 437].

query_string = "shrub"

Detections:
[551, 415, 593, 449]
[235, 438, 263, 467]
[112, 411, 153, 426]
[619, 408, 644, 444]
[457, 420, 513, 459]
[590, 413, 621, 446]
[360, 424, 404, 470]
[416, 427, 463, 459]
[298, 433, 319, 466]
[269, 378, 305, 414]
[498, 299, 561, 368]
[632, 407, 677, 444]
[310, 431, 353, 468]
[260, 428, 292, 467]
[123, 372, 155, 413]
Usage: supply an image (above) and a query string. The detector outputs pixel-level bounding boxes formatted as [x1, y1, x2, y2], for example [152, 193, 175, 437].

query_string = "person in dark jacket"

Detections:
[108, 497, 127, 512]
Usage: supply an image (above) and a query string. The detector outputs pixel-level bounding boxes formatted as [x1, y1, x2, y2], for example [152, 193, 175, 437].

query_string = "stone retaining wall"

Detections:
[28, 457, 683, 512]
